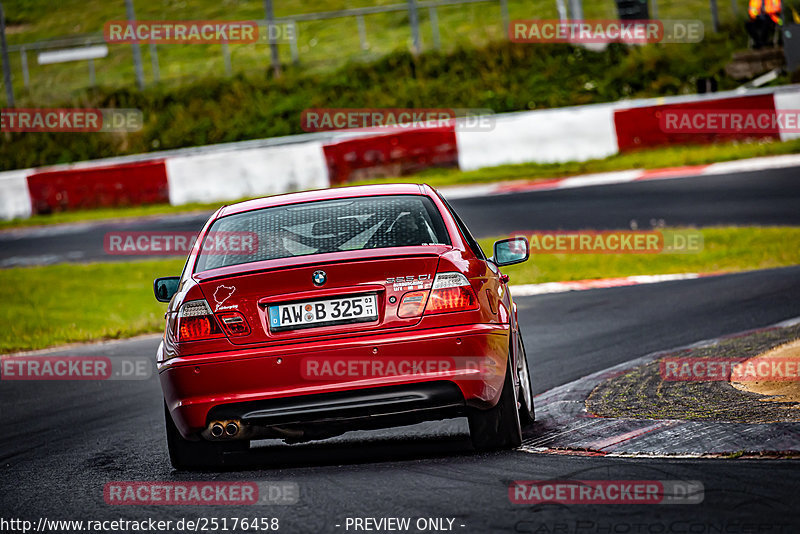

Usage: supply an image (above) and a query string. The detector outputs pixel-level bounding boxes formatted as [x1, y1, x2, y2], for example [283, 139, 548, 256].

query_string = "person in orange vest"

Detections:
[746, 0, 782, 48]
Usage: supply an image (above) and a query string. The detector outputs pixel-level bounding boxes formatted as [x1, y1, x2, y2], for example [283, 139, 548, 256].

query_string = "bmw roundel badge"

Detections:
[312, 270, 327, 286]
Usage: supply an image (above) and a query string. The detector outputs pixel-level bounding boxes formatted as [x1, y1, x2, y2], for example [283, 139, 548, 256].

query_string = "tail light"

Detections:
[217, 311, 251, 336]
[177, 300, 223, 341]
[398, 290, 429, 318]
[425, 272, 479, 314]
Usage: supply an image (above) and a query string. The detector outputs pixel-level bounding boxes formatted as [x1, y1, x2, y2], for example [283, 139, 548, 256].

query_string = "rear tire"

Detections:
[467, 357, 523, 451]
[164, 403, 247, 470]
[517, 333, 535, 425]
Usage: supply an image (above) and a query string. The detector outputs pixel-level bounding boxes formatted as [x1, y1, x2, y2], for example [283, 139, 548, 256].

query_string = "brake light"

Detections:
[398, 290, 429, 318]
[425, 272, 479, 314]
[177, 300, 223, 341]
[217, 311, 251, 336]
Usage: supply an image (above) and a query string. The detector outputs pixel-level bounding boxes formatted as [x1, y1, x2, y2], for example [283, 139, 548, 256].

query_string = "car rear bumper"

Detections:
[159, 323, 510, 438]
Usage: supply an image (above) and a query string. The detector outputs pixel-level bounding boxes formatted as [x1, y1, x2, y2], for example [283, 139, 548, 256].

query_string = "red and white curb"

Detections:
[3, 84, 800, 220]
[509, 272, 717, 297]
[441, 153, 800, 200]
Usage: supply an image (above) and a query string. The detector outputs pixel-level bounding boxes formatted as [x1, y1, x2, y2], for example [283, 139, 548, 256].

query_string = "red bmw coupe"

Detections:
[154, 183, 533, 469]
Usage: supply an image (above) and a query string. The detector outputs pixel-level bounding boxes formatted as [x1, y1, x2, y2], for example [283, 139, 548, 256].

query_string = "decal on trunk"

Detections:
[213, 285, 238, 311]
[386, 274, 432, 291]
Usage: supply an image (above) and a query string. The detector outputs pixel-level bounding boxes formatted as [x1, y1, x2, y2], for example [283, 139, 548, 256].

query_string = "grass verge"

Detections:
[1, 226, 799, 354]
[483, 226, 800, 283]
[0, 258, 184, 354]
[3, 138, 799, 231]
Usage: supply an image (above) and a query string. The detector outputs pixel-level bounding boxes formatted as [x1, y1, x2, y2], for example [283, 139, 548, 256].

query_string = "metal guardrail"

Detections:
[6, 35, 106, 52]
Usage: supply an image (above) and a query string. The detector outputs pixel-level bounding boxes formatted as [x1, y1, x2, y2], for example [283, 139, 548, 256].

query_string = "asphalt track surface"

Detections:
[2, 165, 800, 266]
[2, 166, 800, 531]
[1, 266, 799, 532]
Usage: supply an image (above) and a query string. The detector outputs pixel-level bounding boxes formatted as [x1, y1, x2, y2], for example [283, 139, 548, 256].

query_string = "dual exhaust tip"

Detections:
[210, 420, 240, 438]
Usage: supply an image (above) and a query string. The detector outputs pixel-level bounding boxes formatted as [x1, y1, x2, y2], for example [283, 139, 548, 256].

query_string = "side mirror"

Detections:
[153, 277, 180, 303]
[492, 237, 529, 267]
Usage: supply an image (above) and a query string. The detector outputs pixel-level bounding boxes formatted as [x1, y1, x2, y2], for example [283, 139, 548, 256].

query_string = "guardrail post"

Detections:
[429, 7, 441, 49]
[149, 42, 159, 83]
[357, 15, 369, 50]
[222, 42, 232, 76]
[0, 0, 14, 106]
[20, 46, 29, 89]
[124, 0, 145, 89]
[289, 20, 299, 63]
[264, 0, 282, 77]
[555, 0, 568, 22]
[710, 0, 720, 32]
[568, 0, 583, 21]
[500, 0, 510, 39]
[408, 0, 421, 54]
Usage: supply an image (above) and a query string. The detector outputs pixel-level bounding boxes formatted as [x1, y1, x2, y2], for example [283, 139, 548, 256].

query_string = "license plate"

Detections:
[268, 294, 378, 332]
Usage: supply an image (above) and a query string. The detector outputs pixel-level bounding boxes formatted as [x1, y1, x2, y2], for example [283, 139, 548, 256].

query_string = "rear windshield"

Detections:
[195, 195, 451, 272]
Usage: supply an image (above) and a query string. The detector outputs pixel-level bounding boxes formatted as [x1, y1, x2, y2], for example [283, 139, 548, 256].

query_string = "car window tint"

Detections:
[195, 195, 451, 273]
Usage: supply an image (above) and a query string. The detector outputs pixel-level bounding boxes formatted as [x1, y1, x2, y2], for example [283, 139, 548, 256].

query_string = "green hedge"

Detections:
[1, 31, 754, 171]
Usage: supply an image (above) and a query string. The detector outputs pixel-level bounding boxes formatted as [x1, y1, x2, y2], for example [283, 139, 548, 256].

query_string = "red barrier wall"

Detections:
[614, 94, 779, 152]
[27, 160, 169, 214]
[322, 127, 458, 185]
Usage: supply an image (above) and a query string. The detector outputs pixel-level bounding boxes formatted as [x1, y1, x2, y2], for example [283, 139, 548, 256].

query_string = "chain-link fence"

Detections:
[1, 0, 750, 105]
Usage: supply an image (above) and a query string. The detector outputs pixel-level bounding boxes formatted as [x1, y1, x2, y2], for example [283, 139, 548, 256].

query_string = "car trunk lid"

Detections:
[195, 248, 443, 346]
